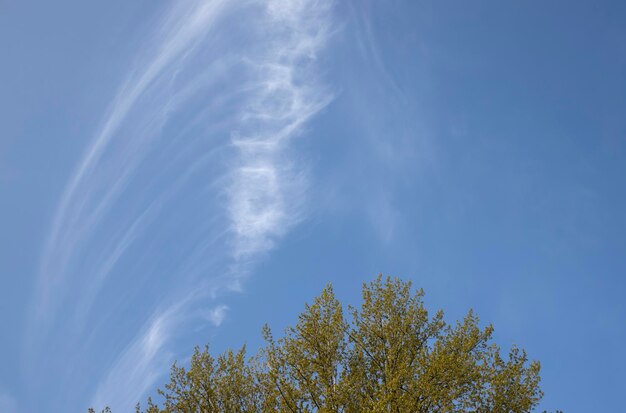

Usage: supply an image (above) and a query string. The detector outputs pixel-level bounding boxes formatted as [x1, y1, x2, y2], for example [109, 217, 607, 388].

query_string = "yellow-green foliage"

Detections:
[103, 276, 544, 412]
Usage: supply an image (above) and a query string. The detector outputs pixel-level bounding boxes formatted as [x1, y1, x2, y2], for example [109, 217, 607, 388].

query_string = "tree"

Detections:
[98, 276, 545, 412]
[88, 408, 112, 413]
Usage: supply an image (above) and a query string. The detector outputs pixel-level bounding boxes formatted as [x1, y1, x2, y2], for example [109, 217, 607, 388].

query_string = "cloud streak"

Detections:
[23, 0, 334, 411]
[90, 304, 182, 412]
[228, 0, 334, 265]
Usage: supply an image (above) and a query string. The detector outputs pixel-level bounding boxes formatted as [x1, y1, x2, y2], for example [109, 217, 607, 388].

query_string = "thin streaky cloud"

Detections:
[32, 0, 232, 324]
[90, 304, 183, 412]
[22, 0, 335, 410]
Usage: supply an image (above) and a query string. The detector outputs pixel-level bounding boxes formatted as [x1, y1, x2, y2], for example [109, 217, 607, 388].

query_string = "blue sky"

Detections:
[1, 0, 625, 411]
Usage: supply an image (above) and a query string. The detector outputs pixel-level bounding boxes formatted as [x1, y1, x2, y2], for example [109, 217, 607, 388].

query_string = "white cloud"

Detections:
[30, 0, 232, 334]
[80, 0, 335, 410]
[227, 0, 333, 265]
[90, 305, 180, 412]
[19, 0, 335, 408]
[205, 305, 229, 327]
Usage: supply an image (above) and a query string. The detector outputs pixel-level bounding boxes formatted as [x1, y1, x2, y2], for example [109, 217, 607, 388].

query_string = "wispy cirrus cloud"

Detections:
[228, 0, 334, 266]
[90, 304, 182, 412]
[23, 0, 334, 411]
[204, 304, 229, 327]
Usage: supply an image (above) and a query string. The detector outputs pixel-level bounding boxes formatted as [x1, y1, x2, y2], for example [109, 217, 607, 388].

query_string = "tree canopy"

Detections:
[95, 276, 544, 412]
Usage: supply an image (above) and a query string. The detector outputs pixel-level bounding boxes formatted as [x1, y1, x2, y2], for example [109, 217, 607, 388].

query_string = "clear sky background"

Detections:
[1, 1, 625, 412]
